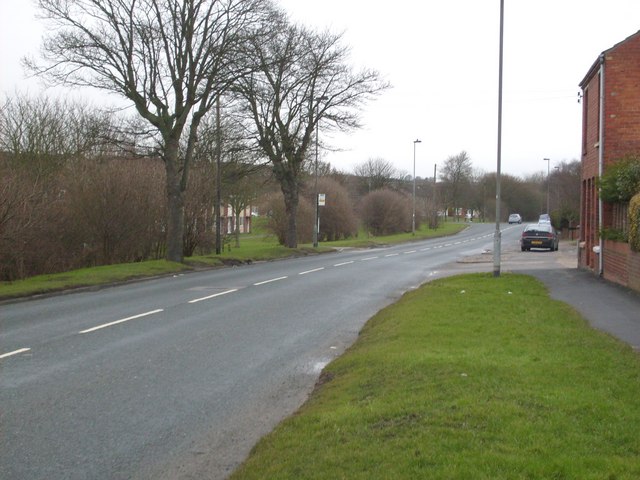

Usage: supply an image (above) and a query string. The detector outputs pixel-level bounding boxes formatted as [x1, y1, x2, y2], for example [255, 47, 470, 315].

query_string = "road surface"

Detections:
[1, 223, 523, 479]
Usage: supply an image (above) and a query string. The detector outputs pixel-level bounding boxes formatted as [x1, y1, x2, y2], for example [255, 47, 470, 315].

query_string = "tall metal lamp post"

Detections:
[412, 139, 422, 235]
[313, 96, 327, 248]
[543, 157, 551, 213]
[493, 0, 504, 278]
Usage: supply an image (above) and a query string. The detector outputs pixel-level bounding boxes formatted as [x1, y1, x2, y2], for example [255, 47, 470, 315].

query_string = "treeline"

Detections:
[0, 95, 580, 281]
[0, 95, 259, 281]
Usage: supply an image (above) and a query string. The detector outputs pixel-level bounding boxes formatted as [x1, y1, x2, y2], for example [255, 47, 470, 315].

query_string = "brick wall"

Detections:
[603, 33, 640, 165]
[603, 240, 630, 286]
[579, 31, 640, 284]
[603, 239, 640, 294]
[631, 249, 640, 292]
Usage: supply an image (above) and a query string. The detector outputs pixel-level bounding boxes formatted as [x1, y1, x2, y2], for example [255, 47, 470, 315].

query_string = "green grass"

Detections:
[231, 273, 640, 480]
[328, 221, 468, 248]
[0, 260, 190, 300]
[0, 219, 463, 300]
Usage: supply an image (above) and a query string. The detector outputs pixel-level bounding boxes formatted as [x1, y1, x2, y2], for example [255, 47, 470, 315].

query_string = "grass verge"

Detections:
[0, 260, 191, 300]
[231, 273, 640, 480]
[0, 220, 466, 300]
[328, 221, 468, 248]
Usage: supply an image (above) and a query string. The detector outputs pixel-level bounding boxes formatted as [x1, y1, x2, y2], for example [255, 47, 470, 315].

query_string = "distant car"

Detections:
[521, 223, 559, 251]
[538, 213, 551, 224]
[508, 213, 522, 224]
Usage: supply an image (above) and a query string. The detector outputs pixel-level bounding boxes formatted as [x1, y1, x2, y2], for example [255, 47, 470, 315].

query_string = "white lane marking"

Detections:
[334, 261, 354, 267]
[420, 247, 431, 251]
[79, 309, 164, 334]
[299, 267, 325, 275]
[0, 348, 31, 360]
[404, 250, 417, 254]
[361, 256, 378, 261]
[253, 276, 288, 286]
[385, 253, 399, 257]
[189, 288, 238, 304]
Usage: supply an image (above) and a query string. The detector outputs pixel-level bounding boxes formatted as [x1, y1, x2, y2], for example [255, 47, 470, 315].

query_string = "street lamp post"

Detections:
[412, 139, 422, 235]
[313, 96, 327, 248]
[543, 157, 551, 214]
[493, 0, 504, 278]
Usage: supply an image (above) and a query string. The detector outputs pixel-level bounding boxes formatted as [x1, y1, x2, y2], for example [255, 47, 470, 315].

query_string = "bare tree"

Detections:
[353, 157, 399, 193]
[440, 151, 473, 220]
[26, 0, 265, 262]
[233, 12, 389, 247]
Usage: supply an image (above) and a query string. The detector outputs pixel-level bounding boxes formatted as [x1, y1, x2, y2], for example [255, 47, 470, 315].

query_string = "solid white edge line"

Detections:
[334, 261, 354, 267]
[0, 348, 31, 360]
[253, 276, 288, 286]
[79, 309, 164, 334]
[299, 267, 325, 275]
[189, 288, 238, 304]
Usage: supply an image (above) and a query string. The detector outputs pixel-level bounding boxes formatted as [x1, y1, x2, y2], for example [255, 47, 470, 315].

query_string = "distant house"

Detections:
[578, 30, 640, 291]
[220, 204, 252, 235]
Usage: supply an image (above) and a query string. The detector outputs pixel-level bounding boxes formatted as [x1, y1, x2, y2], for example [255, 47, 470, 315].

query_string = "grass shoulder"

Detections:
[231, 273, 640, 479]
[0, 221, 466, 300]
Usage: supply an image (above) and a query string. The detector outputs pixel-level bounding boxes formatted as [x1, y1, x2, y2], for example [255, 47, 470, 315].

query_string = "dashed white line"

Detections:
[253, 276, 288, 286]
[334, 261, 354, 267]
[299, 267, 325, 275]
[404, 250, 417, 254]
[189, 288, 238, 304]
[420, 247, 431, 251]
[385, 253, 399, 257]
[361, 256, 378, 261]
[79, 309, 164, 334]
[0, 348, 31, 360]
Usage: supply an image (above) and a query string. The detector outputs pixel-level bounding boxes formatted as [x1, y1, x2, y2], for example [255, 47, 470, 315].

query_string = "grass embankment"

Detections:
[0, 220, 467, 300]
[231, 274, 640, 480]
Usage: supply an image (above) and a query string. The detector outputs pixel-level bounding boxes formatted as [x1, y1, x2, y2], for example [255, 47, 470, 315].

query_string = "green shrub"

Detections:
[629, 193, 640, 252]
[599, 155, 640, 203]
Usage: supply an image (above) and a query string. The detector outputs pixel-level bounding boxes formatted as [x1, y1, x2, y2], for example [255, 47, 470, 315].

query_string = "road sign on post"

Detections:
[318, 193, 326, 206]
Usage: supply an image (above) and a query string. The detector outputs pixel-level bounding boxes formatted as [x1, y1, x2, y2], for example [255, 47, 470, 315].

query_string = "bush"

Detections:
[308, 178, 358, 241]
[600, 155, 640, 203]
[262, 192, 313, 245]
[63, 158, 167, 265]
[629, 193, 640, 252]
[359, 189, 411, 236]
[0, 156, 168, 281]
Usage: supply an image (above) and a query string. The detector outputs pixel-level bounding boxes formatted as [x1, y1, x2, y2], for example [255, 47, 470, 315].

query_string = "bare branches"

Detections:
[231, 8, 390, 246]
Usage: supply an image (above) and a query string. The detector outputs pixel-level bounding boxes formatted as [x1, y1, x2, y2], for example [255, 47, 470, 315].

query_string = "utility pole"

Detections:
[215, 96, 222, 255]
[493, 0, 504, 278]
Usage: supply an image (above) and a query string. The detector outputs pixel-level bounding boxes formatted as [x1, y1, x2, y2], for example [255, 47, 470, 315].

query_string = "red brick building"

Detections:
[579, 30, 640, 291]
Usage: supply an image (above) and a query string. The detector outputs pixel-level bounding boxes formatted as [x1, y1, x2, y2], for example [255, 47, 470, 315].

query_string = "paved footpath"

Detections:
[446, 244, 640, 352]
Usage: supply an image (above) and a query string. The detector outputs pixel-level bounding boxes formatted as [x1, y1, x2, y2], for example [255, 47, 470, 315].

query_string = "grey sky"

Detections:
[2, 1, 639, 178]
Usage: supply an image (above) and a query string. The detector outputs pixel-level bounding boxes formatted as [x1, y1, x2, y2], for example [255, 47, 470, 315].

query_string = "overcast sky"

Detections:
[2, 1, 640, 178]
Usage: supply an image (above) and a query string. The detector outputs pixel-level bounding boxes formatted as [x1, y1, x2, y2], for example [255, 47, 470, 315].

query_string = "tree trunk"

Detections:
[164, 142, 185, 263]
[235, 213, 241, 248]
[166, 174, 185, 263]
[281, 183, 299, 248]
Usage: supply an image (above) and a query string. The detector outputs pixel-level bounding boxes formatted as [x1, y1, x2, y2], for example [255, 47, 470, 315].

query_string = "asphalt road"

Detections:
[1, 223, 524, 479]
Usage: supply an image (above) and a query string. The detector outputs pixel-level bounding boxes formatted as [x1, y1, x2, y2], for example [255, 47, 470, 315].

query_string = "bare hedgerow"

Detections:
[63, 158, 167, 266]
[359, 189, 411, 236]
[307, 177, 358, 241]
[261, 192, 313, 246]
